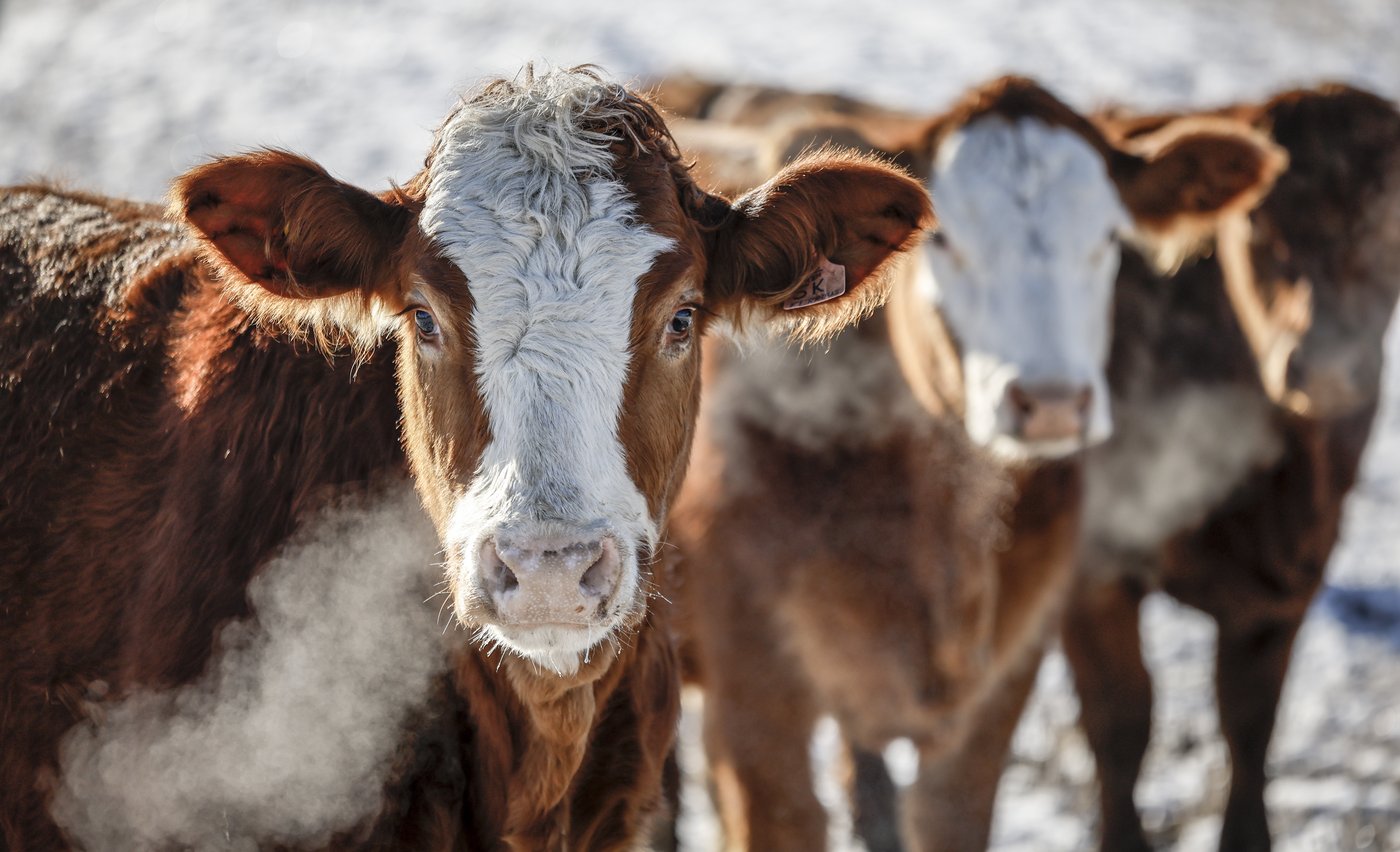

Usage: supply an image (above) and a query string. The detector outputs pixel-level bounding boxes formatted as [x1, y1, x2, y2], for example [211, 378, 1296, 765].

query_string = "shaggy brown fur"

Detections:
[658, 75, 1282, 852]
[1067, 84, 1400, 852]
[0, 70, 931, 851]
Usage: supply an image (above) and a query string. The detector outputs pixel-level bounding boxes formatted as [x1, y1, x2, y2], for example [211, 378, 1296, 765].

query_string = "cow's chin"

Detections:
[974, 409, 1113, 465]
[480, 623, 620, 676]
[981, 424, 1115, 465]
[460, 581, 648, 677]
[984, 433, 1088, 464]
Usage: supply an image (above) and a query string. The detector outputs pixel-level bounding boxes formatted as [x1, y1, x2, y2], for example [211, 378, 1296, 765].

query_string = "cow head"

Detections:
[900, 78, 1284, 462]
[1212, 85, 1400, 418]
[174, 66, 930, 674]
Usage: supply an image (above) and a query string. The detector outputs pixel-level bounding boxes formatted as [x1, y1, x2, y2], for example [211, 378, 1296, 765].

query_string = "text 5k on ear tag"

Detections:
[783, 257, 848, 310]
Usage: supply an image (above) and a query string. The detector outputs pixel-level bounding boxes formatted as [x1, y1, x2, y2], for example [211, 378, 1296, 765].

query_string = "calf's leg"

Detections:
[848, 741, 903, 852]
[1062, 575, 1154, 852]
[901, 643, 1044, 852]
[702, 648, 825, 851]
[1211, 613, 1304, 852]
[1167, 542, 1321, 852]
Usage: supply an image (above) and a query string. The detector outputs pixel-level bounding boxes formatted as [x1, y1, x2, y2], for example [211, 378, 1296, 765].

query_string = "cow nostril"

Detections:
[579, 557, 608, 597]
[578, 540, 620, 600]
[480, 542, 520, 595]
[496, 562, 519, 593]
[1074, 387, 1093, 414]
[1008, 383, 1035, 416]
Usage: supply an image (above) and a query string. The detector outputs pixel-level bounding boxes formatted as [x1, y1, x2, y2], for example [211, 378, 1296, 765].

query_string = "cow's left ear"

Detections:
[1110, 118, 1286, 267]
[173, 149, 417, 339]
[704, 149, 934, 342]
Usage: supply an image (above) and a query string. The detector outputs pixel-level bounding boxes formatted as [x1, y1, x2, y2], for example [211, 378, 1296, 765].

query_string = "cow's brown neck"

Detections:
[499, 647, 615, 834]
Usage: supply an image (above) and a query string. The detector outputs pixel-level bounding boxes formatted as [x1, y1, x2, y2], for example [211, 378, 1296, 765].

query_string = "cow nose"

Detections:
[479, 531, 621, 626]
[1006, 382, 1092, 444]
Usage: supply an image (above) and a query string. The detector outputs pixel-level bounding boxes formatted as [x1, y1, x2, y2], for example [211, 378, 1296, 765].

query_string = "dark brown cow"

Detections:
[0, 66, 932, 851]
[660, 76, 1283, 851]
[1066, 84, 1400, 852]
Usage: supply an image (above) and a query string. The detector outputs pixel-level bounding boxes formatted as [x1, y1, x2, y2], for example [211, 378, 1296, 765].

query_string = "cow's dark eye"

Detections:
[414, 309, 438, 337]
[930, 231, 949, 248]
[669, 307, 694, 337]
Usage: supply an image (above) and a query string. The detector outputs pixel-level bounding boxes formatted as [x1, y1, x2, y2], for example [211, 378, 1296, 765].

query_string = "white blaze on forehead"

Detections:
[419, 70, 672, 562]
[918, 115, 1126, 458]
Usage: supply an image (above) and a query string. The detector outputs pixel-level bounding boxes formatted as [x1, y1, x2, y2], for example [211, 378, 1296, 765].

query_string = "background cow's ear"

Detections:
[173, 150, 417, 341]
[705, 149, 933, 342]
[1110, 118, 1287, 270]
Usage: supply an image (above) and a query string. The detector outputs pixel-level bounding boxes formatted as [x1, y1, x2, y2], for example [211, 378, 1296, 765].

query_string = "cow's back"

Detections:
[1, 188, 192, 556]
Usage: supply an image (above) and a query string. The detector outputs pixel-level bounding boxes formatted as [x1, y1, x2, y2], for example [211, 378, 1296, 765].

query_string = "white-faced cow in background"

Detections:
[658, 75, 1283, 851]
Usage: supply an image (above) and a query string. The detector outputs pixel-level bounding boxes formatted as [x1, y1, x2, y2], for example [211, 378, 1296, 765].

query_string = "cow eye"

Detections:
[413, 308, 438, 338]
[668, 307, 695, 337]
[930, 231, 949, 248]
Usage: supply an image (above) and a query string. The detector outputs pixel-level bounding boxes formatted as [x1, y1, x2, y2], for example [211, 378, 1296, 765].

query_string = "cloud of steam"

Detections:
[51, 481, 451, 851]
[1084, 384, 1284, 554]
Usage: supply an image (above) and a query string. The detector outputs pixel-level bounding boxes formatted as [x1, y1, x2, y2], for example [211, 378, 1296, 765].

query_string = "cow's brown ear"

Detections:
[1111, 118, 1286, 267]
[706, 148, 933, 342]
[173, 150, 418, 347]
[174, 149, 416, 303]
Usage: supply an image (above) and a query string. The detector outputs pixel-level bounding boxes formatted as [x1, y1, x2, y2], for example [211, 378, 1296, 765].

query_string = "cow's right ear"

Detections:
[1108, 118, 1287, 271]
[173, 149, 417, 341]
[704, 149, 933, 343]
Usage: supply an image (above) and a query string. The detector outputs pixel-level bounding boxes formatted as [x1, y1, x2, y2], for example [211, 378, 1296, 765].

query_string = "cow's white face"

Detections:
[395, 77, 931, 677]
[418, 81, 673, 674]
[919, 116, 1123, 461]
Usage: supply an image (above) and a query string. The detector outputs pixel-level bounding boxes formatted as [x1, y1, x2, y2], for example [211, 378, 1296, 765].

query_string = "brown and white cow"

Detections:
[660, 75, 1284, 851]
[1067, 84, 1400, 852]
[0, 66, 932, 850]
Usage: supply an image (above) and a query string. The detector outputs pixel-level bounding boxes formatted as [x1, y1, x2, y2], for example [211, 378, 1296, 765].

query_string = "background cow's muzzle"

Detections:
[1005, 381, 1094, 445]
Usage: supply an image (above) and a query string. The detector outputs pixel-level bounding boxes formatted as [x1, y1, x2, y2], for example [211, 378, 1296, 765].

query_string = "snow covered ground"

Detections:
[2, 1, 1397, 849]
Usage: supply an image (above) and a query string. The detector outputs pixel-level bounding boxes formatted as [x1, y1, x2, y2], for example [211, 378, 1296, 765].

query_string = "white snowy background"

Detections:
[2, 1, 1397, 849]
